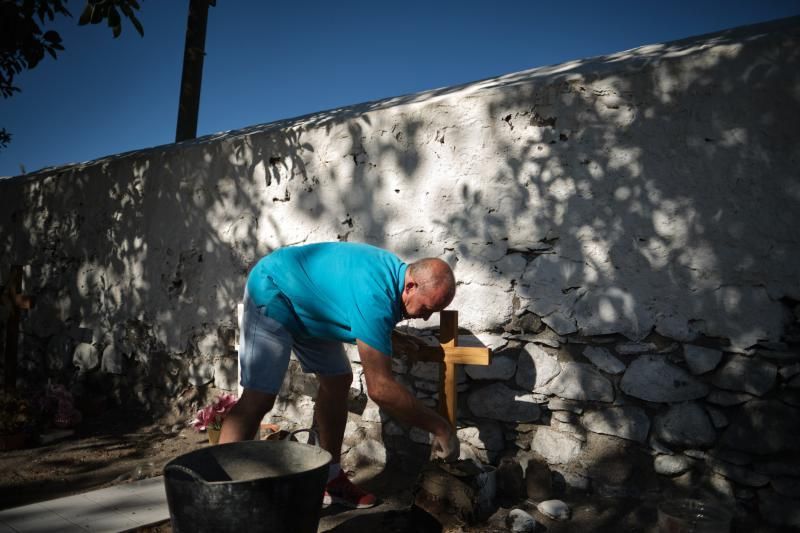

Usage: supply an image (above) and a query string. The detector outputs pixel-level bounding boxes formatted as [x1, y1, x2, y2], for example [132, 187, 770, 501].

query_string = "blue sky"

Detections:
[1, 0, 798, 177]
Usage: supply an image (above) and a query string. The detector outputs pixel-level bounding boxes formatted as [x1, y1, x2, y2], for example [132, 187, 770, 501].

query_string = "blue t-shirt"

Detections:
[246, 242, 407, 355]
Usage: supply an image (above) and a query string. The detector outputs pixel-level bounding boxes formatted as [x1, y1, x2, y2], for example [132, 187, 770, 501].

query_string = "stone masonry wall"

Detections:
[1, 16, 799, 527]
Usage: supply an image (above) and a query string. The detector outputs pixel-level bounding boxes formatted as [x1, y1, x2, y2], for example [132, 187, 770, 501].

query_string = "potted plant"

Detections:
[191, 393, 237, 444]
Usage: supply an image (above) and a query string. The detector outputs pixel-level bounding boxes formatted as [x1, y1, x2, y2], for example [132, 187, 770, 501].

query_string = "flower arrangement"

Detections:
[40, 383, 82, 429]
[191, 393, 237, 432]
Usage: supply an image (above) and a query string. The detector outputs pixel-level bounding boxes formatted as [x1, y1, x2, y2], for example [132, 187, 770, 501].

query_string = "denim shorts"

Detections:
[239, 289, 352, 394]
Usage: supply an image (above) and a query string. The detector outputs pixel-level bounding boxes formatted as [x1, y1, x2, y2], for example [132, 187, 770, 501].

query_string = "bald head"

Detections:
[402, 258, 456, 319]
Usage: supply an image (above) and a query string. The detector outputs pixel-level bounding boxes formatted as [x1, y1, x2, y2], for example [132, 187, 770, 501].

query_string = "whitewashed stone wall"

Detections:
[1, 16, 799, 527]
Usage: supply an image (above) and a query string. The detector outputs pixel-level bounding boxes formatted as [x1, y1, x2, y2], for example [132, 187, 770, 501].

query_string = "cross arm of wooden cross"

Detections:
[409, 310, 491, 427]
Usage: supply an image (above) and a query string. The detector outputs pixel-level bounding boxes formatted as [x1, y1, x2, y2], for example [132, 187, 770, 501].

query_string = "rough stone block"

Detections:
[720, 400, 800, 455]
[546, 362, 614, 402]
[515, 343, 560, 391]
[583, 346, 626, 374]
[620, 355, 708, 402]
[654, 401, 716, 449]
[466, 354, 516, 380]
[467, 383, 541, 422]
[683, 344, 723, 374]
[654, 454, 693, 476]
[531, 427, 583, 465]
[581, 405, 650, 443]
[712, 355, 777, 396]
[458, 422, 505, 451]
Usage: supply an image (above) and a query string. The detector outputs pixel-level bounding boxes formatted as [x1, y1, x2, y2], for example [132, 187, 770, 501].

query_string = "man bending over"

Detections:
[220, 242, 460, 508]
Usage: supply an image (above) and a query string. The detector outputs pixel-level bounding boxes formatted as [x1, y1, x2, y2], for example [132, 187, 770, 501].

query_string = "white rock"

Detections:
[466, 354, 517, 380]
[780, 363, 800, 380]
[457, 422, 505, 451]
[654, 402, 716, 448]
[649, 435, 674, 455]
[547, 399, 583, 414]
[582, 346, 626, 374]
[542, 311, 578, 336]
[552, 411, 578, 424]
[683, 449, 707, 460]
[712, 355, 777, 396]
[620, 355, 708, 402]
[537, 499, 571, 521]
[615, 342, 657, 355]
[546, 362, 614, 402]
[772, 477, 800, 499]
[507, 508, 537, 533]
[706, 390, 754, 406]
[581, 406, 650, 443]
[551, 467, 591, 491]
[654, 454, 693, 476]
[516, 344, 561, 391]
[683, 344, 723, 374]
[759, 488, 800, 528]
[361, 399, 384, 423]
[410, 361, 441, 380]
[705, 405, 729, 429]
[511, 329, 563, 348]
[531, 427, 584, 465]
[471, 332, 508, 351]
[707, 458, 770, 487]
[467, 383, 541, 422]
[348, 438, 387, 467]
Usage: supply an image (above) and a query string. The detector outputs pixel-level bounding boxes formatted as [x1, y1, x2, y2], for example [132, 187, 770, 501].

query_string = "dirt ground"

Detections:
[0, 408, 208, 511]
[0, 410, 787, 533]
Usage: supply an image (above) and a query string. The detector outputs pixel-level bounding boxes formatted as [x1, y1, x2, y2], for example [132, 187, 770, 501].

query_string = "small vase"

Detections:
[207, 427, 221, 445]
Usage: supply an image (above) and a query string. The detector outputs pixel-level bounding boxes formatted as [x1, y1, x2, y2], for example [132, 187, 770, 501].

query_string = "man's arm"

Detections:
[357, 340, 457, 459]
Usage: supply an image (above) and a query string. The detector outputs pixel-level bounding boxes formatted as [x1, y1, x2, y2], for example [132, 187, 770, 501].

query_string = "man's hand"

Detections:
[431, 427, 460, 462]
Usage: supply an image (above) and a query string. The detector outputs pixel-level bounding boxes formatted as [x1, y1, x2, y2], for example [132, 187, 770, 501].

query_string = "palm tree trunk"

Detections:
[175, 0, 212, 142]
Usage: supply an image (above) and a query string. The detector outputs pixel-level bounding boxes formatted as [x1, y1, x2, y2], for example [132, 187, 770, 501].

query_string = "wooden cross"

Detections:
[413, 310, 492, 427]
[3, 266, 34, 391]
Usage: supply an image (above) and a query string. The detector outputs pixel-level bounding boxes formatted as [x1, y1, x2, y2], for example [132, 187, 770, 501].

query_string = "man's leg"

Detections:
[219, 388, 276, 443]
[315, 373, 353, 463]
[316, 372, 377, 508]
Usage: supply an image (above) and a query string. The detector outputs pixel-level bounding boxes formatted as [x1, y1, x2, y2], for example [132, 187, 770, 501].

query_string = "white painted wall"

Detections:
[1, 17, 799, 380]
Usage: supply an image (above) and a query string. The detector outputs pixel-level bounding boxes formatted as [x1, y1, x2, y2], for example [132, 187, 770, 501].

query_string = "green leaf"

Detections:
[130, 14, 144, 36]
[108, 6, 121, 37]
[78, 5, 92, 25]
[90, 4, 104, 24]
[43, 30, 62, 44]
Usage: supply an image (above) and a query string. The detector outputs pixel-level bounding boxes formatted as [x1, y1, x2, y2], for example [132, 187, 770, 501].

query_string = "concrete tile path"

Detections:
[0, 476, 169, 532]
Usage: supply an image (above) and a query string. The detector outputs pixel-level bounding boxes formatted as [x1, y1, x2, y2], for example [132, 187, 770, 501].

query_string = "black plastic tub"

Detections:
[164, 439, 331, 533]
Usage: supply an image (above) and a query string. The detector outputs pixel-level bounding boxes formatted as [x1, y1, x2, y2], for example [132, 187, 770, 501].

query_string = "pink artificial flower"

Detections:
[191, 393, 238, 432]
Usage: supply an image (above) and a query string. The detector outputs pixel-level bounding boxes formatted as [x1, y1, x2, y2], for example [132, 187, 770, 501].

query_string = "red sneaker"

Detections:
[322, 470, 377, 509]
